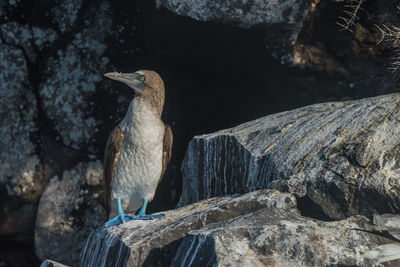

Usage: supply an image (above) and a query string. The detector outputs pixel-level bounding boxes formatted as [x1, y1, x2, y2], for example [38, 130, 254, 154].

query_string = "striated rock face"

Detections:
[181, 93, 400, 219]
[80, 189, 379, 267]
[156, 0, 313, 62]
[172, 210, 374, 266]
[80, 190, 296, 266]
[35, 161, 106, 266]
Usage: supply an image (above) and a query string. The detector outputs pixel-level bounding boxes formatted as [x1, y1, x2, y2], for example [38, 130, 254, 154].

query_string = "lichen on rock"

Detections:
[39, 1, 112, 152]
[0, 43, 39, 198]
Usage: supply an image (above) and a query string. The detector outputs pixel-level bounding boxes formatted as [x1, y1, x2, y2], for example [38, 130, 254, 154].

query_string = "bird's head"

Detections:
[104, 70, 166, 114]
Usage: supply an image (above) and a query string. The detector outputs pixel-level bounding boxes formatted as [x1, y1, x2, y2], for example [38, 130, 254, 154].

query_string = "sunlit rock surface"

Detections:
[363, 213, 400, 265]
[181, 93, 400, 219]
[80, 190, 297, 266]
[172, 211, 376, 266]
[80, 189, 380, 267]
[35, 161, 106, 266]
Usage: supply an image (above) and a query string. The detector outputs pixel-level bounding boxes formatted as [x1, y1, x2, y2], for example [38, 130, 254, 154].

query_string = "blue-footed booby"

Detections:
[103, 70, 173, 227]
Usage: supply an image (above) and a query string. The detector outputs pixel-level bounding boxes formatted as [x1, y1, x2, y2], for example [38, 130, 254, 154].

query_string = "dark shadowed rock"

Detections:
[39, 0, 112, 152]
[156, 0, 313, 63]
[80, 189, 381, 267]
[0, 1, 113, 263]
[35, 161, 106, 266]
[181, 93, 400, 219]
[80, 189, 297, 266]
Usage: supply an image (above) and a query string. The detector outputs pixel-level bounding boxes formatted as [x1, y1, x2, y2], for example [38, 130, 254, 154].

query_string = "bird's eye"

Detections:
[140, 76, 145, 81]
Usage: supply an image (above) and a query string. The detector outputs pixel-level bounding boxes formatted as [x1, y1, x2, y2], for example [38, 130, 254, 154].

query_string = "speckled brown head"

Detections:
[104, 70, 165, 116]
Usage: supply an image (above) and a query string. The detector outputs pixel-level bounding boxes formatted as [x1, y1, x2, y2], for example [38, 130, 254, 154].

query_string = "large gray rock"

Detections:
[0, 0, 113, 257]
[172, 210, 375, 267]
[80, 189, 297, 266]
[0, 39, 39, 201]
[35, 161, 106, 266]
[39, 0, 112, 152]
[181, 93, 400, 219]
[80, 189, 380, 267]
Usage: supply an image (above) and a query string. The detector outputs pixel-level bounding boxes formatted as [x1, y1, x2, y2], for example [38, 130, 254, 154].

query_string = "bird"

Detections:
[102, 70, 173, 227]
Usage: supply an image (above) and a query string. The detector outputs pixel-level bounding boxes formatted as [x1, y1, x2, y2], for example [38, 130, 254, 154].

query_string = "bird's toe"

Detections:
[132, 213, 165, 220]
[105, 214, 134, 227]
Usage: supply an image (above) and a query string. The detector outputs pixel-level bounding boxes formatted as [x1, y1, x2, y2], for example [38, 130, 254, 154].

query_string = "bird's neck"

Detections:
[120, 97, 162, 130]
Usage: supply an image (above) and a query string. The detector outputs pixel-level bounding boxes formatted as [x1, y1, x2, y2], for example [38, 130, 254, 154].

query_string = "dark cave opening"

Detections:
[104, 0, 357, 213]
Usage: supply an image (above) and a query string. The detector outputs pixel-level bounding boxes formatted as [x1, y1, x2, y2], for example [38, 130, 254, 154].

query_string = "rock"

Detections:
[363, 214, 400, 265]
[80, 189, 379, 266]
[172, 211, 375, 267]
[0, 42, 39, 201]
[80, 189, 297, 266]
[35, 161, 107, 266]
[39, 1, 112, 152]
[40, 259, 70, 267]
[156, 0, 312, 63]
[0, 204, 37, 242]
[156, 0, 310, 29]
[181, 93, 400, 219]
[0, 0, 113, 263]
[0, 34, 43, 244]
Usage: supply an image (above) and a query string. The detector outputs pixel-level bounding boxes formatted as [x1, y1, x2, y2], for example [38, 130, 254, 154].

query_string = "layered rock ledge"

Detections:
[80, 189, 378, 267]
[181, 93, 400, 219]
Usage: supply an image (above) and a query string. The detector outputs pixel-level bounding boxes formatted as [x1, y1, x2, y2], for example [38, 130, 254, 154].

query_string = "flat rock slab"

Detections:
[172, 210, 376, 267]
[80, 189, 297, 266]
[181, 93, 400, 219]
[80, 189, 380, 267]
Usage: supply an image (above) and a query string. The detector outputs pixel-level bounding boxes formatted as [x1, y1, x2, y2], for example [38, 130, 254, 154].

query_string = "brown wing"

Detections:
[158, 123, 173, 186]
[103, 125, 124, 216]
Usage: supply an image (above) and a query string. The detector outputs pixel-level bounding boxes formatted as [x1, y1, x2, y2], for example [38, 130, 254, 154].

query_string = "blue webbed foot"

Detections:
[132, 213, 165, 220]
[132, 199, 165, 220]
[105, 213, 134, 227]
[105, 198, 134, 227]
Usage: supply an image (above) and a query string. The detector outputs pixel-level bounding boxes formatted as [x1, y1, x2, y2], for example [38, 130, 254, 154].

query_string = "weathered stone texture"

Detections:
[80, 189, 380, 267]
[172, 210, 375, 267]
[0, 43, 39, 199]
[181, 93, 400, 219]
[80, 189, 297, 267]
[35, 161, 106, 266]
[156, 0, 310, 29]
[39, 1, 112, 152]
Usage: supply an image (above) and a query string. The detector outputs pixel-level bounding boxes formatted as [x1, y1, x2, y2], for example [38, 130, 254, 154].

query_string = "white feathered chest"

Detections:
[110, 97, 164, 214]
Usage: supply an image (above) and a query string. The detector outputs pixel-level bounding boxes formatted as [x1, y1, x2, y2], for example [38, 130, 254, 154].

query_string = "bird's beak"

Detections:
[104, 72, 146, 91]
